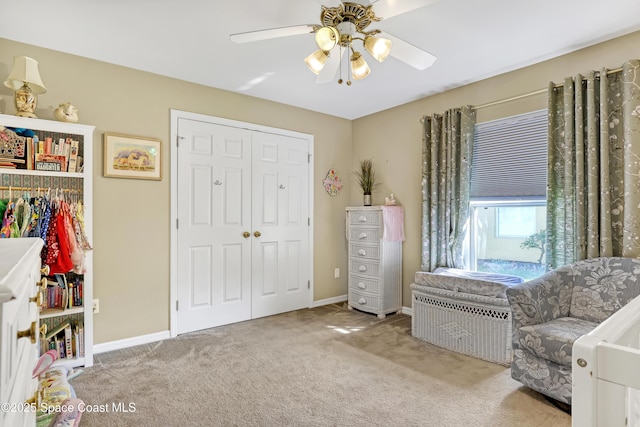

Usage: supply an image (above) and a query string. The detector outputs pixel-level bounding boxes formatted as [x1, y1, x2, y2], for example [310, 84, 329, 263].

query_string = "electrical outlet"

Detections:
[93, 299, 99, 314]
[334, 268, 340, 278]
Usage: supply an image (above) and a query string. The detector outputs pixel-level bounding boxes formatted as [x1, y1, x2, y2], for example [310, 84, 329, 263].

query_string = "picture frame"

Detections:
[103, 133, 162, 180]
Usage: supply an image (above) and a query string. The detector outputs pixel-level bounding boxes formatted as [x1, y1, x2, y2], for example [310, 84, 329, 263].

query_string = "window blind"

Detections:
[471, 109, 547, 198]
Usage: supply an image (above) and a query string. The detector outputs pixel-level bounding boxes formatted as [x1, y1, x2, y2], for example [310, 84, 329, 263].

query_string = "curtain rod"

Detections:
[473, 88, 547, 110]
[420, 67, 625, 122]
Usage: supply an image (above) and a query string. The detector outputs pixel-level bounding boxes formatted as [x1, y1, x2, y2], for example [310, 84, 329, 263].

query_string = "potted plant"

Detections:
[355, 159, 379, 206]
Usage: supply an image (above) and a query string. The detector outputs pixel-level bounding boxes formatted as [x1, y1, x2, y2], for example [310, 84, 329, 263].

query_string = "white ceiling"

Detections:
[2, 0, 640, 120]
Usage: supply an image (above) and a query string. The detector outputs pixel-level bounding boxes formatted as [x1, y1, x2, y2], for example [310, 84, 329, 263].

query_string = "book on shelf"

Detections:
[45, 319, 70, 341]
[64, 324, 73, 359]
[35, 153, 67, 172]
[68, 139, 80, 173]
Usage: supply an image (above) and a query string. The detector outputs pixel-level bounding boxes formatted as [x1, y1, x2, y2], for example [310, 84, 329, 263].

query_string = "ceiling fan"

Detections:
[230, 0, 437, 85]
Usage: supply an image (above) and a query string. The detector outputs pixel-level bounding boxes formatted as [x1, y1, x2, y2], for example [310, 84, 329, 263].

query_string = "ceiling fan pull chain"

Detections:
[338, 45, 344, 84]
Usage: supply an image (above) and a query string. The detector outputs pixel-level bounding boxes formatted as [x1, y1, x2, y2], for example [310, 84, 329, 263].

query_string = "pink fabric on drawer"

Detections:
[382, 206, 405, 241]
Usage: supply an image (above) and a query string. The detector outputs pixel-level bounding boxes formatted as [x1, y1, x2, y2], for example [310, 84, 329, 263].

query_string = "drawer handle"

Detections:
[358, 265, 367, 272]
[37, 277, 47, 291]
[358, 232, 367, 239]
[17, 321, 38, 344]
[358, 249, 366, 256]
[357, 282, 366, 289]
[29, 291, 43, 306]
[358, 216, 367, 223]
[358, 297, 367, 305]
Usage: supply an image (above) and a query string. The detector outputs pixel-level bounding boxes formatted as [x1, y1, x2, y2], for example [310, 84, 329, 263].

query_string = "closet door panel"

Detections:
[222, 168, 243, 225]
[252, 133, 309, 319]
[191, 166, 213, 226]
[189, 245, 212, 306]
[222, 243, 244, 302]
[177, 119, 252, 334]
[285, 240, 302, 292]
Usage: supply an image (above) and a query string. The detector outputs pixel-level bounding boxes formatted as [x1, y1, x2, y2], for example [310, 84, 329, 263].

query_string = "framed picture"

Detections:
[103, 133, 162, 180]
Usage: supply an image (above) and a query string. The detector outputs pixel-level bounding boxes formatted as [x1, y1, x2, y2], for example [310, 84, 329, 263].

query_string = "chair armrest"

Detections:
[506, 270, 573, 330]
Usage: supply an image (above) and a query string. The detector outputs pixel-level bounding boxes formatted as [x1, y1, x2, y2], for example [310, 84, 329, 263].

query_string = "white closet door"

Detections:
[251, 132, 310, 319]
[176, 119, 252, 334]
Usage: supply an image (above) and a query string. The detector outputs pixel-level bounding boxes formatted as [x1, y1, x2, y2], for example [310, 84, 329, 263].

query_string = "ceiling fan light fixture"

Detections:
[315, 26, 340, 51]
[350, 51, 370, 80]
[364, 35, 392, 62]
[305, 49, 329, 75]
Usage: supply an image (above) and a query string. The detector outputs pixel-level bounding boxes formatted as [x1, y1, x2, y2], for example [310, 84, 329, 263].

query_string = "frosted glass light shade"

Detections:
[364, 36, 392, 62]
[305, 50, 329, 75]
[4, 56, 47, 93]
[350, 52, 370, 80]
[315, 26, 340, 51]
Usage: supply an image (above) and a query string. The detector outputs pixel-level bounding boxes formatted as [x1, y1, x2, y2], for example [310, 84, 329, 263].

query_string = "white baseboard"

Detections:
[311, 294, 348, 307]
[94, 330, 171, 355]
[95, 299, 405, 354]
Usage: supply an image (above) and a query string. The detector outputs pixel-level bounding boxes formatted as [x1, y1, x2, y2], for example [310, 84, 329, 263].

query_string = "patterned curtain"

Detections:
[547, 59, 640, 268]
[421, 105, 476, 271]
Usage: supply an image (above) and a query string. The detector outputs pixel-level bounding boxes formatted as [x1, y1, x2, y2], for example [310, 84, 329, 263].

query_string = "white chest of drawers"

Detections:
[346, 207, 402, 318]
[0, 238, 44, 427]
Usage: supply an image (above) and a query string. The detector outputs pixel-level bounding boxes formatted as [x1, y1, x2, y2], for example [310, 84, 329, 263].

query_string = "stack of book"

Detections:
[11, 133, 81, 172]
[31, 137, 80, 172]
[40, 318, 84, 360]
[39, 273, 84, 312]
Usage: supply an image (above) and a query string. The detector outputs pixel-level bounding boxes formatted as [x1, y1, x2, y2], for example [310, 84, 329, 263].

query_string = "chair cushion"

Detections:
[518, 317, 598, 365]
[413, 268, 523, 299]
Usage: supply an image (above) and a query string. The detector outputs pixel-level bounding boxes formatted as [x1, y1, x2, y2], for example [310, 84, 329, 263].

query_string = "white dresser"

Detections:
[346, 206, 402, 318]
[0, 238, 44, 427]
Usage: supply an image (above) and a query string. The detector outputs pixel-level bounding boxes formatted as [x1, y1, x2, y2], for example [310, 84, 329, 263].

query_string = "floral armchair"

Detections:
[505, 257, 640, 405]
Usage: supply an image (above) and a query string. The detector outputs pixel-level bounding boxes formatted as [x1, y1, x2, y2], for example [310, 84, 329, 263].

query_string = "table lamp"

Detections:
[4, 56, 47, 118]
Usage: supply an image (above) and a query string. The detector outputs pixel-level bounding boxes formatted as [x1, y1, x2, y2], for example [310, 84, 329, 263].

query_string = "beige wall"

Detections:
[352, 30, 640, 307]
[2, 29, 639, 343]
[0, 38, 353, 344]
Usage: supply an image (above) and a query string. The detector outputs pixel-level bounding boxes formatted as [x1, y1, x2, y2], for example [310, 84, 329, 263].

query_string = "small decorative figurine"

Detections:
[54, 103, 79, 123]
[385, 194, 397, 206]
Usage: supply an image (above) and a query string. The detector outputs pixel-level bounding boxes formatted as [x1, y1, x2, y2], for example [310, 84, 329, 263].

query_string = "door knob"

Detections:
[243, 232, 250, 238]
[254, 231, 261, 238]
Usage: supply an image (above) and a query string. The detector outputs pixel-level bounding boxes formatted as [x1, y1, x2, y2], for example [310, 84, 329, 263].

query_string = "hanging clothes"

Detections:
[0, 200, 19, 238]
[72, 200, 91, 251]
[44, 198, 74, 275]
[26, 196, 43, 238]
[15, 196, 31, 237]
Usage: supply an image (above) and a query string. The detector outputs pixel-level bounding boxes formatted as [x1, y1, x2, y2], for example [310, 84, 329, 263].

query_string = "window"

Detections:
[465, 110, 548, 281]
[496, 206, 536, 237]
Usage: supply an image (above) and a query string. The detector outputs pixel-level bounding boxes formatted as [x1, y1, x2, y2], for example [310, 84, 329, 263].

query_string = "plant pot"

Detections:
[363, 194, 372, 206]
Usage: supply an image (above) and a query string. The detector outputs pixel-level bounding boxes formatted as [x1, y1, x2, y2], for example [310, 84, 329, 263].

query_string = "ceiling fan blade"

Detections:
[315, 47, 344, 84]
[230, 25, 315, 44]
[315, 0, 342, 7]
[364, 0, 440, 20]
[380, 31, 436, 70]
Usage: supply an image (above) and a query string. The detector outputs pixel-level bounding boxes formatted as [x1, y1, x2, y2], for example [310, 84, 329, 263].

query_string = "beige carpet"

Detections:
[71, 304, 570, 426]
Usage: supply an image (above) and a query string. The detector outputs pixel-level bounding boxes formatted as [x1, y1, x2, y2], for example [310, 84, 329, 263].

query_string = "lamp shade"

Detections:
[315, 26, 339, 52]
[350, 52, 370, 80]
[364, 36, 392, 62]
[4, 56, 47, 94]
[305, 50, 329, 75]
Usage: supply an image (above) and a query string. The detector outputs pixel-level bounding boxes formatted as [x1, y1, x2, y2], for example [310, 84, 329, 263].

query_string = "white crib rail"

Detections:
[573, 294, 640, 427]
